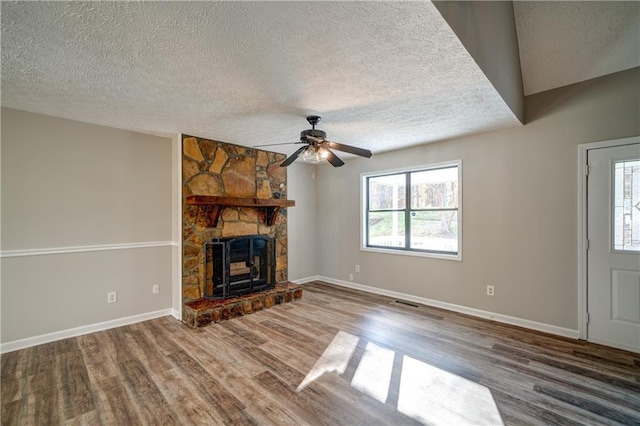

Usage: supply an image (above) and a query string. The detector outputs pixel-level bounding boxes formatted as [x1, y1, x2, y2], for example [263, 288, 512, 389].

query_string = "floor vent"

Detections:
[394, 300, 419, 308]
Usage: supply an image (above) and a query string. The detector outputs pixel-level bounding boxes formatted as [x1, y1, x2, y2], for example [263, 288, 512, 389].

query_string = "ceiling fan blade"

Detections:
[254, 142, 304, 147]
[324, 148, 345, 167]
[326, 141, 372, 158]
[279, 146, 308, 167]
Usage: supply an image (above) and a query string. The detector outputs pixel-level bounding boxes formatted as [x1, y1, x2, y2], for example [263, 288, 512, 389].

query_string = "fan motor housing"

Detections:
[300, 129, 326, 141]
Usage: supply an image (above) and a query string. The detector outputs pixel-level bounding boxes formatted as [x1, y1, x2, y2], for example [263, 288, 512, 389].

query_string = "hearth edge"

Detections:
[182, 281, 302, 328]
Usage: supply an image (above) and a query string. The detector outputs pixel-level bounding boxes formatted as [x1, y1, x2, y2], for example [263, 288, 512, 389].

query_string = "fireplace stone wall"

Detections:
[182, 135, 288, 305]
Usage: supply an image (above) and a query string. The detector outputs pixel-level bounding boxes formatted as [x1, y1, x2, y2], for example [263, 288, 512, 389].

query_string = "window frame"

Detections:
[361, 160, 462, 261]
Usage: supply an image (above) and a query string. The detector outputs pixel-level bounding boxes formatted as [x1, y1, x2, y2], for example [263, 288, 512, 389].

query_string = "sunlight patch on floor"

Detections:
[296, 330, 359, 392]
[398, 355, 504, 425]
[297, 330, 504, 425]
[350, 341, 395, 403]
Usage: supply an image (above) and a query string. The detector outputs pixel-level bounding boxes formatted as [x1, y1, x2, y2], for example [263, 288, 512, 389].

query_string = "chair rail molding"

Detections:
[0, 241, 179, 258]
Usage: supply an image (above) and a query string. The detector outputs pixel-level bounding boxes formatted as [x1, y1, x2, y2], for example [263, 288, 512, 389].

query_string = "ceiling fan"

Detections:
[256, 116, 373, 167]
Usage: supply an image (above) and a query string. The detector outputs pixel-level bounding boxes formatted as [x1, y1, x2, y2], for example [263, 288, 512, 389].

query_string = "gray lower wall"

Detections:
[1, 248, 173, 342]
[1, 108, 173, 343]
[316, 68, 640, 331]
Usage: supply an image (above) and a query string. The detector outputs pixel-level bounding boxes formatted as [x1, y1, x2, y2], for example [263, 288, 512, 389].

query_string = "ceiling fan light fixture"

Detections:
[255, 116, 372, 168]
[300, 146, 326, 164]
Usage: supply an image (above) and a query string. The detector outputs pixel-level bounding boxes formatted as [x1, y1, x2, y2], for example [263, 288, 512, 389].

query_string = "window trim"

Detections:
[360, 160, 462, 261]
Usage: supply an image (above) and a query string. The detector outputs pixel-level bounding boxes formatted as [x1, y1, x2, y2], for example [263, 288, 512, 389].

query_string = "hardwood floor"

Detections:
[2, 281, 639, 425]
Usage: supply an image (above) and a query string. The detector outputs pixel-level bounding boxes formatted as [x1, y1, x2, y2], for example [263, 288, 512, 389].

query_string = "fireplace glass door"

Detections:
[204, 235, 275, 299]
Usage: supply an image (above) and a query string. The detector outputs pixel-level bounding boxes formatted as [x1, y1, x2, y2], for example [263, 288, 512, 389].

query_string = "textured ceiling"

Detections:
[1, 1, 519, 157]
[1, 2, 637, 158]
[514, 1, 640, 95]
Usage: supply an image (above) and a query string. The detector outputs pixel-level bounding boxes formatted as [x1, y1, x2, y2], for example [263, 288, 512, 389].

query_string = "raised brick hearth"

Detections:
[183, 282, 302, 328]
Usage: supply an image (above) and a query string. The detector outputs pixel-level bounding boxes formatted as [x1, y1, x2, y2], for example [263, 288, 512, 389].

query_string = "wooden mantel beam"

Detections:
[186, 195, 295, 227]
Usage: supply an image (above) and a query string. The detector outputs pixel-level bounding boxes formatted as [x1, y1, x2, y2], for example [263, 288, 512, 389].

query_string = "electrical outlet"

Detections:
[107, 291, 117, 303]
[355, 264, 360, 273]
[486, 285, 495, 296]
[349, 274, 354, 281]
[152, 284, 159, 294]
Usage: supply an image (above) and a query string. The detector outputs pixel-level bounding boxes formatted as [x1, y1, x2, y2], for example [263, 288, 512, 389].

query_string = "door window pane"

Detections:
[410, 211, 458, 253]
[411, 167, 458, 209]
[613, 160, 640, 251]
[368, 211, 405, 247]
[369, 174, 406, 210]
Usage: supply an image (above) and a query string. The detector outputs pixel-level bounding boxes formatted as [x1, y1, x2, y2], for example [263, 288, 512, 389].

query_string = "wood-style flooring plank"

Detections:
[167, 350, 257, 425]
[56, 349, 96, 420]
[76, 333, 119, 384]
[92, 375, 143, 425]
[154, 367, 222, 425]
[118, 358, 180, 424]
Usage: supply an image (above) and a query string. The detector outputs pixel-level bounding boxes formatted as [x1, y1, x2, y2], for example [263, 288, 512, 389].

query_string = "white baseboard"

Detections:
[1, 308, 174, 354]
[171, 308, 182, 321]
[308, 276, 579, 340]
[290, 275, 322, 284]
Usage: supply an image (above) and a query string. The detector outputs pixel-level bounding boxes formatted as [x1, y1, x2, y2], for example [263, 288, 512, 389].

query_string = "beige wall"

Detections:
[286, 162, 318, 281]
[2, 109, 172, 249]
[1, 108, 173, 343]
[316, 68, 640, 330]
[434, 1, 524, 122]
[2, 65, 637, 342]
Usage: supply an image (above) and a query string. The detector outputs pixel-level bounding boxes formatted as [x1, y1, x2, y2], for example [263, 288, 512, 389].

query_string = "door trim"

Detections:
[578, 136, 640, 341]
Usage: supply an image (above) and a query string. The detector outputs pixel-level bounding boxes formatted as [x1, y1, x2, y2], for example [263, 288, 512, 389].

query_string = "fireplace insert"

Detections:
[204, 235, 276, 299]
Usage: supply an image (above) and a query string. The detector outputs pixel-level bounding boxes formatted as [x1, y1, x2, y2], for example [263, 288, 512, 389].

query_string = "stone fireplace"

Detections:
[181, 135, 300, 326]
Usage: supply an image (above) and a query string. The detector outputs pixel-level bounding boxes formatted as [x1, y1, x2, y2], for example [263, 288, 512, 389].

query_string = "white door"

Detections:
[587, 143, 640, 353]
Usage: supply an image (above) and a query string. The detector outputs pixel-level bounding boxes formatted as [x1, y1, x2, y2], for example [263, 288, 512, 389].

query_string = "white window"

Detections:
[362, 160, 462, 260]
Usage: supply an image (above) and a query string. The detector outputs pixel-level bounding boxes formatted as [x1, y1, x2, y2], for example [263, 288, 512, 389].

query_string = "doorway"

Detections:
[579, 137, 640, 353]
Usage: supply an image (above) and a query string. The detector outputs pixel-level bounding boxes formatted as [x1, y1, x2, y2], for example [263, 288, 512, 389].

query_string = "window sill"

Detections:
[361, 246, 462, 261]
